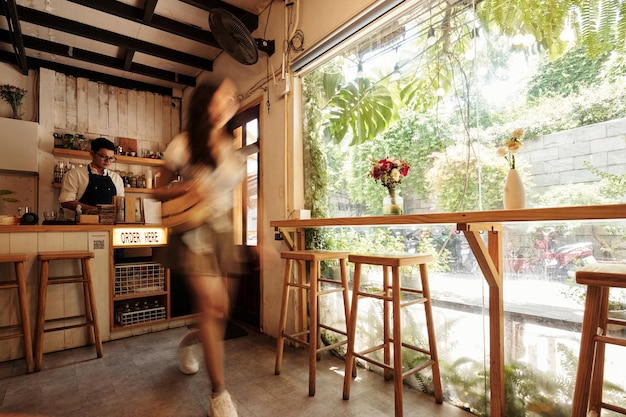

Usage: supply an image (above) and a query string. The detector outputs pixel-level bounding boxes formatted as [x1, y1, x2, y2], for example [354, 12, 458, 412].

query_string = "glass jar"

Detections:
[53, 133, 64, 148]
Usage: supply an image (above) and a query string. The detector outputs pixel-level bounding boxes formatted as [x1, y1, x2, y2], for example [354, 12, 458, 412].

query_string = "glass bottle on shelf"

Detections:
[64, 133, 74, 149]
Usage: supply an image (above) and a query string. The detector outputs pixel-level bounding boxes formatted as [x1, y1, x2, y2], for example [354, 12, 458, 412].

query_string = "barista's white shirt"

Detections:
[58, 163, 125, 204]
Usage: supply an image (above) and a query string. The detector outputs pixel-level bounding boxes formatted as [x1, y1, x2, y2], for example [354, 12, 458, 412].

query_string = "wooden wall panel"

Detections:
[49, 70, 181, 150]
[171, 101, 180, 140]
[108, 86, 119, 138]
[127, 90, 137, 139]
[153, 94, 163, 145]
[98, 83, 109, 136]
[117, 88, 128, 138]
[162, 98, 172, 146]
[54, 73, 66, 130]
[87, 81, 99, 135]
[66, 77, 77, 131]
[76, 78, 89, 133]
[136, 91, 146, 140]
[145, 92, 155, 141]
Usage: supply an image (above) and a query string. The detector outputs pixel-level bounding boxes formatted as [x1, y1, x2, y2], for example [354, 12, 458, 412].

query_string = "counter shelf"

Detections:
[52, 148, 164, 194]
[111, 227, 171, 331]
[52, 148, 165, 167]
[270, 203, 626, 417]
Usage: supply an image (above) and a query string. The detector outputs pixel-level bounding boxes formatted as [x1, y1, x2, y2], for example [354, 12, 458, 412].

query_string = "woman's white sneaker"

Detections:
[208, 391, 238, 417]
[177, 344, 199, 375]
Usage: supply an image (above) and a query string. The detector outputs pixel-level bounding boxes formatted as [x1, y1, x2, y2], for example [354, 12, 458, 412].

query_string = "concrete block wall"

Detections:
[521, 118, 626, 196]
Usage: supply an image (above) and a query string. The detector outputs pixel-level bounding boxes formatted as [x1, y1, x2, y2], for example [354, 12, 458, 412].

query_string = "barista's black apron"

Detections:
[79, 165, 117, 207]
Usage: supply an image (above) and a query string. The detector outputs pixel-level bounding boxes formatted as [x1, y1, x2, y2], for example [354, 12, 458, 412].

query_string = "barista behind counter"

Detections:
[59, 137, 125, 215]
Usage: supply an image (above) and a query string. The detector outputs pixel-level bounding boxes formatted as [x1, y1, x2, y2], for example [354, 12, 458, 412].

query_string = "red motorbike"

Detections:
[534, 229, 596, 279]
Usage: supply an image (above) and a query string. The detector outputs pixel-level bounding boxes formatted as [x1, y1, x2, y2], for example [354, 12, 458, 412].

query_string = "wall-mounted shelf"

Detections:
[52, 148, 165, 167]
[51, 182, 154, 194]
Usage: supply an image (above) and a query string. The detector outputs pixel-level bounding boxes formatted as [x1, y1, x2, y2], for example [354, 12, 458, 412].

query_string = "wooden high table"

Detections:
[270, 204, 626, 417]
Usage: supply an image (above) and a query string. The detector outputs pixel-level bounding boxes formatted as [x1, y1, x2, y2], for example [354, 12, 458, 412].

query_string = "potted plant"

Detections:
[0, 84, 27, 119]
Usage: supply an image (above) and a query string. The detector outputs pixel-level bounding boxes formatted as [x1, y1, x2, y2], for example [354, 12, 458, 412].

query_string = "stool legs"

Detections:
[275, 258, 294, 377]
[308, 259, 318, 396]
[572, 285, 603, 417]
[342, 262, 361, 400]
[82, 257, 102, 353]
[420, 263, 443, 403]
[0, 256, 34, 373]
[34, 255, 102, 372]
[34, 259, 50, 371]
[344, 256, 442, 417]
[275, 252, 350, 396]
[14, 259, 34, 373]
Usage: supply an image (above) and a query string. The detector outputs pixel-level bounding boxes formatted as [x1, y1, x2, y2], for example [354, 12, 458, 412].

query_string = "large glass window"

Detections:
[297, 1, 626, 415]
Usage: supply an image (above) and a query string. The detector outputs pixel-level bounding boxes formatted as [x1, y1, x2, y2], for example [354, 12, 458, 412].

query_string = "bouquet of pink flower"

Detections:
[369, 157, 411, 190]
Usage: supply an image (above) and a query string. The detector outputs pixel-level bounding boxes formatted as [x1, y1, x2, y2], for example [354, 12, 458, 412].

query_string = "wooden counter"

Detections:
[270, 204, 626, 417]
[0, 224, 193, 365]
[270, 204, 626, 229]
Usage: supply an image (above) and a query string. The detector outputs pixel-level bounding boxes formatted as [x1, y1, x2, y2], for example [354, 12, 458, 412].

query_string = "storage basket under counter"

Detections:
[112, 261, 169, 328]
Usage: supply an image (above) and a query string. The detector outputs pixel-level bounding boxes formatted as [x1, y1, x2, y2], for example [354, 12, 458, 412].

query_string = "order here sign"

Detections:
[112, 226, 168, 247]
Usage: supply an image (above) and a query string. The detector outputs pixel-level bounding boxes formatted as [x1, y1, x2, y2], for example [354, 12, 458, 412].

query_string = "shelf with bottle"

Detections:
[52, 148, 165, 167]
[51, 182, 155, 194]
[112, 260, 170, 330]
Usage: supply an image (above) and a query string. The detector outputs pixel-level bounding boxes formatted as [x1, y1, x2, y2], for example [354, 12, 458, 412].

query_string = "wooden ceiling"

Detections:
[0, 0, 274, 95]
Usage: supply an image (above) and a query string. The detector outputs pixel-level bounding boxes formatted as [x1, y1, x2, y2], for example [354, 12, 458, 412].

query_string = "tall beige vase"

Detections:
[503, 168, 525, 209]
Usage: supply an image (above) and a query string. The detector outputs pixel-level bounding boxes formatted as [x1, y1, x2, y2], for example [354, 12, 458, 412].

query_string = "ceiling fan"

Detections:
[208, 9, 275, 65]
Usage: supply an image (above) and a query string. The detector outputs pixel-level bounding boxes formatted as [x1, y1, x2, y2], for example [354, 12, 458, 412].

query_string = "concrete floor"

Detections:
[0, 325, 472, 417]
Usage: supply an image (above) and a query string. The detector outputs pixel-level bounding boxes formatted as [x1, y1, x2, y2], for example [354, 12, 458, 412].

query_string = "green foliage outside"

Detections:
[526, 47, 610, 101]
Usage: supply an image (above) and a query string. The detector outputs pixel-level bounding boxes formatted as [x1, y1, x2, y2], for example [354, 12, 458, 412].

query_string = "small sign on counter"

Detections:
[112, 226, 168, 247]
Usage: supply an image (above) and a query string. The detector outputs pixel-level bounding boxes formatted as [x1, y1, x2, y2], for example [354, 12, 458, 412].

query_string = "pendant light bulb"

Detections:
[426, 27, 436, 46]
[390, 63, 400, 81]
[357, 61, 364, 78]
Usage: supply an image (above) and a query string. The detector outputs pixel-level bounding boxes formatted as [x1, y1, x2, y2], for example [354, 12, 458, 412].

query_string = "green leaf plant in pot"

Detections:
[0, 84, 27, 119]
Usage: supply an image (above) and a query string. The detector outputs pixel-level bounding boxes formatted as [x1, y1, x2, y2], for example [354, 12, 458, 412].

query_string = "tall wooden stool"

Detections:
[343, 253, 443, 417]
[34, 251, 102, 371]
[0, 254, 34, 373]
[572, 263, 626, 417]
[275, 250, 351, 396]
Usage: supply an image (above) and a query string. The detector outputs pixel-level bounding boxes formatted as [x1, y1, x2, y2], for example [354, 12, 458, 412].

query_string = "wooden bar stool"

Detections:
[34, 251, 102, 371]
[275, 250, 351, 396]
[0, 254, 34, 373]
[572, 263, 626, 417]
[343, 253, 443, 417]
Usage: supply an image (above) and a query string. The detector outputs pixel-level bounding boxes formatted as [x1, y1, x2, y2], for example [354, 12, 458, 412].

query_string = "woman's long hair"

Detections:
[185, 82, 224, 167]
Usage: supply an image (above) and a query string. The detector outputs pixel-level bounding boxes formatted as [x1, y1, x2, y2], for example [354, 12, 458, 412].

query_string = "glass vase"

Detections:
[383, 187, 404, 215]
[10, 103, 21, 119]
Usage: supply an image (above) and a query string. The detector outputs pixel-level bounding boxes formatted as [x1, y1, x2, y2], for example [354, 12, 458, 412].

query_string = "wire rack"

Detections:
[119, 306, 166, 326]
[114, 262, 165, 296]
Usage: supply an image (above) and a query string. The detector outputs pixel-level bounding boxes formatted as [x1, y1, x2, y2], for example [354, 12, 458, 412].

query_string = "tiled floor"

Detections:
[0, 325, 471, 417]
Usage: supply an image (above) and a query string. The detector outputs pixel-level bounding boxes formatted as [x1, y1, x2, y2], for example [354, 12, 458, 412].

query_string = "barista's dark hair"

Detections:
[91, 137, 116, 152]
